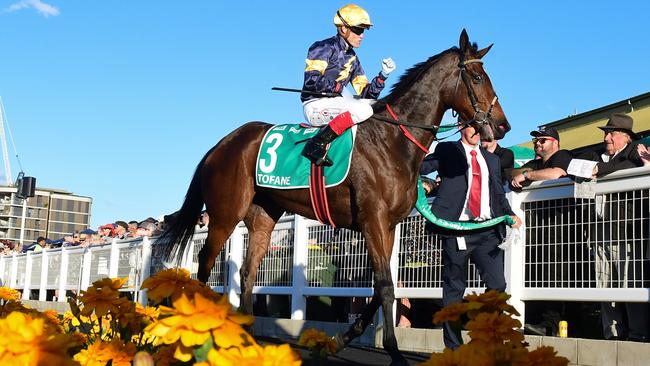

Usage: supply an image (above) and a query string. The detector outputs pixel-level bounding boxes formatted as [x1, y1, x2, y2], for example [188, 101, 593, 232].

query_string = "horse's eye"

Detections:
[473, 74, 483, 83]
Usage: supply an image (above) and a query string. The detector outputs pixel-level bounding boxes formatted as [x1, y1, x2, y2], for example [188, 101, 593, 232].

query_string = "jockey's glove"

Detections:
[380, 57, 396, 78]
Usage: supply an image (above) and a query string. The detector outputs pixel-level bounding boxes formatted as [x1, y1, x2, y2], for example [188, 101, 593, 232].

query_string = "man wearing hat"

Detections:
[585, 113, 643, 177]
[580, 113, 648, 341]
[510, 126, 573, 188]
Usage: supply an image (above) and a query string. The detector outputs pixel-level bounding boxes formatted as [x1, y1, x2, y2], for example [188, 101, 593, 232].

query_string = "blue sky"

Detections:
[0, 1, 648, 228]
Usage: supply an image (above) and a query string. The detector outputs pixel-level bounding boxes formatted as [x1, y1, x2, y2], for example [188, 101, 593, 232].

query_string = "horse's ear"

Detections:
[459, 29, 469, 52]
[476, 43, 493, 59]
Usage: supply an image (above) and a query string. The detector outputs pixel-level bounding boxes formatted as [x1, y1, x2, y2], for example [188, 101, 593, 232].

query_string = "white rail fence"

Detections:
[1, 167, 648, 325]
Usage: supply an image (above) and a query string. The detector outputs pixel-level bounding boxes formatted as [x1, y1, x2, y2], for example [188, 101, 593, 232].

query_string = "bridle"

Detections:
[454, 57, 499, 130]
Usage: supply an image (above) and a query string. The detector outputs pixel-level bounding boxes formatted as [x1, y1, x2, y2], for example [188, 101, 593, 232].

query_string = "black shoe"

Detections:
[627, 336, 648, 343]
[302, 126, 338, 167]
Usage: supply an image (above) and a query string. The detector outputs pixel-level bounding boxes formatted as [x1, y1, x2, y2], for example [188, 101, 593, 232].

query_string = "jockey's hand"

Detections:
[381, 58, 396, 78]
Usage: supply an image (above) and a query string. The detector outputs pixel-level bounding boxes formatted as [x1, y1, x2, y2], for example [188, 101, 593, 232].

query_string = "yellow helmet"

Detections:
[333, 4, 372, 28]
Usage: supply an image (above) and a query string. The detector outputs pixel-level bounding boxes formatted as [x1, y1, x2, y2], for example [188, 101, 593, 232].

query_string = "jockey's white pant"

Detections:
[302, 96, 374, 126]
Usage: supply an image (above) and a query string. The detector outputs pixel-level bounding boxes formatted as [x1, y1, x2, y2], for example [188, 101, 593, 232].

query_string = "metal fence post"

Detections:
[58, 248, 69, 302]
[504, 190, 526, 323]
[9, 253, 17, 289]
[80, 248, 92, 293]
[39, 250, 48, 301]
[139, 236, 152, 306]
[22, 253, 32, 300]
[291, 215, 308, 320]
[0, 256, 5, 287]
[109, 238, 119, 279]
[227, 225, 244, 308]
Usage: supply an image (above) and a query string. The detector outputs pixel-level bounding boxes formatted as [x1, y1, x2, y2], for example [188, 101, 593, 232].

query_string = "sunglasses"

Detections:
[349, 26, 366, 35]
[532, 137, 555, 145]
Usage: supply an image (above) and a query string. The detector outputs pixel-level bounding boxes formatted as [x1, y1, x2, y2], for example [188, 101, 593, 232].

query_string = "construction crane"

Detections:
[0, 97, 12, 186]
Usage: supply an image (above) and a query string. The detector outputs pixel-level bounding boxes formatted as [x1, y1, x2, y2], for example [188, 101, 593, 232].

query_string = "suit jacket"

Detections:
[420, 141, 515, 237]
[579, 142, 643, 177]
[493, 144, 515, 182]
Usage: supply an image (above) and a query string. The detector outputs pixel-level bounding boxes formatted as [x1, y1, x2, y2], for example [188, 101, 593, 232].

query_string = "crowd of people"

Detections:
[0, 217, 166, 255]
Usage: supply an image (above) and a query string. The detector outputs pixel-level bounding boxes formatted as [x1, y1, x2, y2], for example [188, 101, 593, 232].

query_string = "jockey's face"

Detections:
[340, 26, 364, 48]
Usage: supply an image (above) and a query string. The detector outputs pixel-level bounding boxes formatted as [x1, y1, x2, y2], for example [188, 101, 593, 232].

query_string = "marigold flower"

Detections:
[0, 311, 77, 366]
[464, 290, 520, 317]
[432, 302, 481, 324]
[490, 342, 530, 366]
[195, 344, 301, 366]
[78, 285, 121, 317]
[144, 292, 254, 361]
[466, 312, 524, 345]
[0, 287, 20, 301]
[297, 328, 337, 354]
[91, 277, 128, 291]
[152, 344, 177, 366]
[421, 345, 492, 366]
[140, 268, 206, 303]
[527, 346, 569, 366]
[74, 339, 136, 366]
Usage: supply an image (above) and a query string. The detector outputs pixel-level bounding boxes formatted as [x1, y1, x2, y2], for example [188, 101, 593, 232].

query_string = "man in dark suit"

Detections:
[579, 113, 649, 342]
[481, 138, 514, 184]
[420, 124, 522, 349]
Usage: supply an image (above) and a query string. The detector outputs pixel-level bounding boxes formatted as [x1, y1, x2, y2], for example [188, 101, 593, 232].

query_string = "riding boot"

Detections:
[302, 125, 338, 166]
[303, 111, 355, 167]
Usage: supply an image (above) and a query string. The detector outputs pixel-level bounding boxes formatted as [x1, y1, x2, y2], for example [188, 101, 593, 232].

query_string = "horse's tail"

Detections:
[158, 149, 212, 263]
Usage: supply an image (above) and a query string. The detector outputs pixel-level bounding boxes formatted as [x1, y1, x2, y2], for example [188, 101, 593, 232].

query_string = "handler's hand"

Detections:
[510, 215, 522, 229]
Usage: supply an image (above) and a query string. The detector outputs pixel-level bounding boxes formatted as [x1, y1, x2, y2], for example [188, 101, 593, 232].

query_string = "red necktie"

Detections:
[469, 150, 482, 218]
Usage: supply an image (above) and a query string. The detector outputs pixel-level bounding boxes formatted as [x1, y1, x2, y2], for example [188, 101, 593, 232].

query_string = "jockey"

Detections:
[301, 4, 396, 166]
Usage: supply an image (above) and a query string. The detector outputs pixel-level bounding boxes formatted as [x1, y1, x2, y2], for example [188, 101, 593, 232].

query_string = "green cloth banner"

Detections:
[415, 177, 515, 230]
[255, 124, 354, 189]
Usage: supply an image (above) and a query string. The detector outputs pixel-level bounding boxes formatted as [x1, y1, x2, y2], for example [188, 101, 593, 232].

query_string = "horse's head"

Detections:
[447, 29, 510, 142]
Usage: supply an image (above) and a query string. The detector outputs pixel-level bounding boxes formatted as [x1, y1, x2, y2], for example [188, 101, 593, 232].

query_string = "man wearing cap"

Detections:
[300, 4, 396, 166]
[510, 127, 573, 188]
[580, 113, 648, 341]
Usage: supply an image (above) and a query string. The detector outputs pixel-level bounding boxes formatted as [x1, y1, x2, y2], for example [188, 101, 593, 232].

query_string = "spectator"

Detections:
[481, 138, 514, 184]
[114, 221, 128, 240]
[637, 144, 650, 166]
[511, 127, 572, 188]
[136, 221, 157, 237]
[197, 210, 210, 229]
[99, 224, 115, 241]
[579, 113, 648, 342]
[127, 221, 139, 237]
[62, 234, 76, 247]
[33, 236, 47, 252]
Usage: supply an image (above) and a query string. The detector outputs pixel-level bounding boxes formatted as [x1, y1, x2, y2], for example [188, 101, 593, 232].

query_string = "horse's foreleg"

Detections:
[239, 202, 282, 315]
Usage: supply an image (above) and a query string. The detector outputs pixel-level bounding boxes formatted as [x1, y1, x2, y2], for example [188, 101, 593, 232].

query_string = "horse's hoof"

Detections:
[331, 333, 346, 353]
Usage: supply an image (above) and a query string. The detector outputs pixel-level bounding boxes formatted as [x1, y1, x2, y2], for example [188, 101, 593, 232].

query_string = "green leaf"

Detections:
[193, 338, 213, 362]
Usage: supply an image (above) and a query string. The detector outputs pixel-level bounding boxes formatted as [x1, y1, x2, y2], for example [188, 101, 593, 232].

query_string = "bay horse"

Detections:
[159, 29, 510, 365]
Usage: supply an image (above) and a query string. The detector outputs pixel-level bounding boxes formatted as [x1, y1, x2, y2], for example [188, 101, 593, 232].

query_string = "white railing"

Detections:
[1, 166, 648, 325]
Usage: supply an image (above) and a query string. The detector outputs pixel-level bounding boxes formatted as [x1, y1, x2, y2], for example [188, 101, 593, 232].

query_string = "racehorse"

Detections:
[159, 29, 510, 365]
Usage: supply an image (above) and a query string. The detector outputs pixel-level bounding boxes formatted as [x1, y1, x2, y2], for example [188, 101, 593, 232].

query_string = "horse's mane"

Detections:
[375, 43, 479, 111]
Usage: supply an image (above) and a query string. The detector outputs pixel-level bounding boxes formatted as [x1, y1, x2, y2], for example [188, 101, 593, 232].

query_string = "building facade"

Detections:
[518, 91, 650, 152]
[0, 186, 92, 244]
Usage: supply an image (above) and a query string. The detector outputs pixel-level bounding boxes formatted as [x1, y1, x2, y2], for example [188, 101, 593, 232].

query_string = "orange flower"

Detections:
[74, 339, 136, 366]
[91, 277, 128, 291]
[464, 290, 520, 317]
[432, 302, 481, 324]
[490, 342, 530, 366]
[144, 292, 254, 361]
[298, 328, 337, 354]
[78, 285, 121, 317]
[527, 346, 569, 366]
[140, 268, 206, 303]
[0, 312, 77, 366]
[195, 344, 301, 366]
[421, 345, 492, 366]
[0, 287, 20, 301]
[466, 312, 524, 345]
[152, 344, 178, 366]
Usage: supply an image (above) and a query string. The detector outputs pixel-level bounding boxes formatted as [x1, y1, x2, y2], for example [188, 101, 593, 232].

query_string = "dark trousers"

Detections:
[442, 229, 506, 349]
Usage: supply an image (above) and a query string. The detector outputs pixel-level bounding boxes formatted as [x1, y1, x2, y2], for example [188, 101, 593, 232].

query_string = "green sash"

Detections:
[415, 177, 515, 230]
[255, 124, 354, 189]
